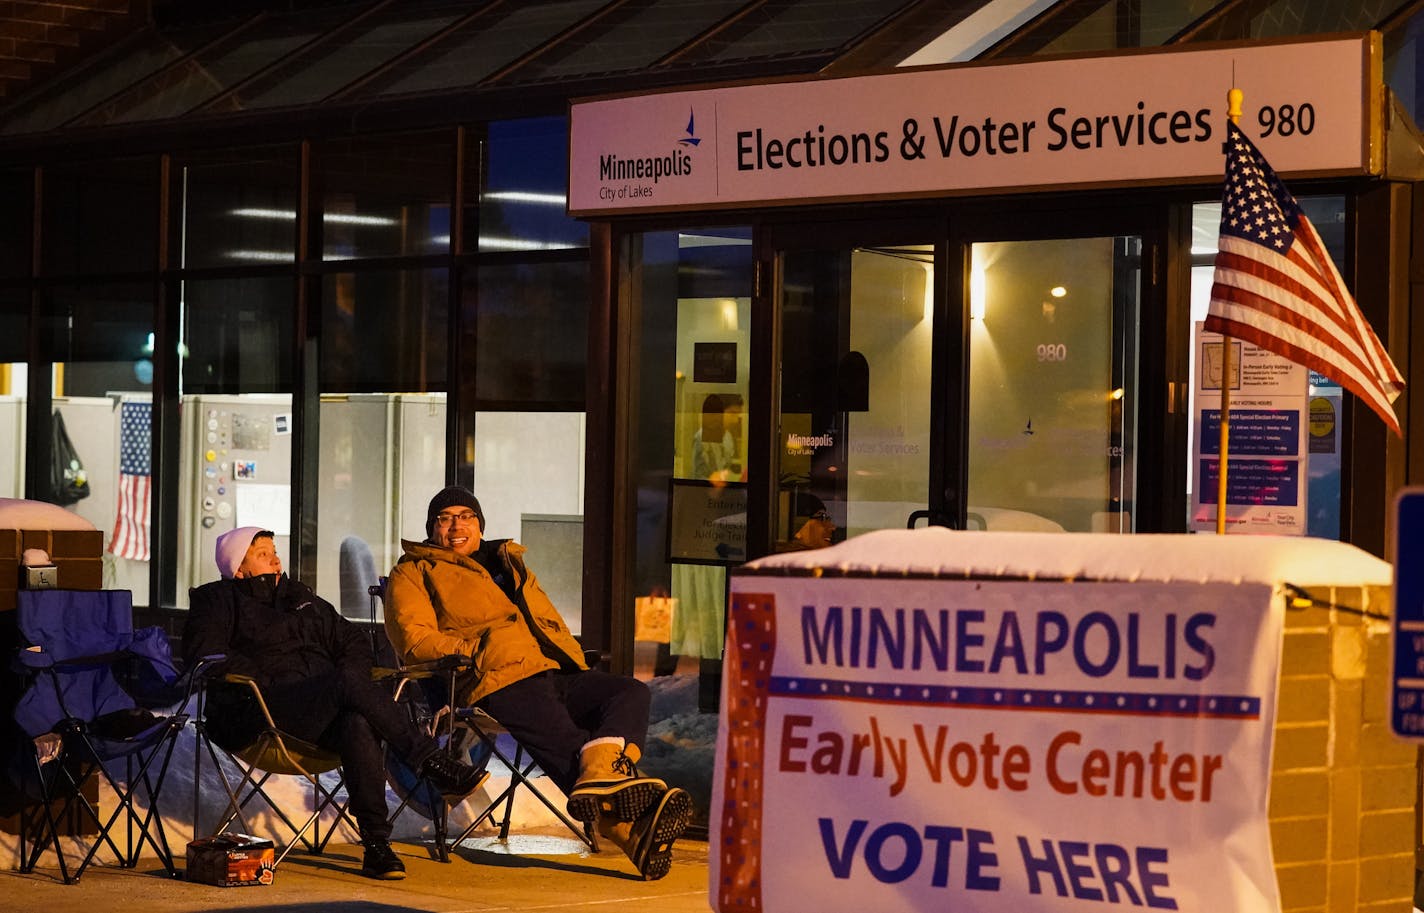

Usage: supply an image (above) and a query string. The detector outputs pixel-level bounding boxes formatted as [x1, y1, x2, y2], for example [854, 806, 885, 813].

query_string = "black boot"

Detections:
[361, 840, 406, 880]
[419, 751, 488, 797]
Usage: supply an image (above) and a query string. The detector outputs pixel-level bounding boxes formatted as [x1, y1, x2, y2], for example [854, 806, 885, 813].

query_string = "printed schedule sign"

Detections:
[1190, 324, 1309, 535]
[713, 575, 1284, 912]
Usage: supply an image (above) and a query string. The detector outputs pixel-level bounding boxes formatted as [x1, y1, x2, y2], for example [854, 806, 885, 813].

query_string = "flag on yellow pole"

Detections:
[1207, 121, 1404, 436]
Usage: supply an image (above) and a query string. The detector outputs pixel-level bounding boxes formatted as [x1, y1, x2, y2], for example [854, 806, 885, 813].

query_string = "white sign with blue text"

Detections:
[714, 575, 1283, 912]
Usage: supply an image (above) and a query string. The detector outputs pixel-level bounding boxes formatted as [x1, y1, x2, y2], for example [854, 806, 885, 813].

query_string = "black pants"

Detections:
[215, 666, 435, 842]
[476, 669, 651, 795]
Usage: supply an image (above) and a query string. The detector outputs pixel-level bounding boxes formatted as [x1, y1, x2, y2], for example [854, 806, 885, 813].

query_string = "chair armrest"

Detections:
[218, 673, 278, 728]
[20, 647, 129, 671]
[372, 655, 473, 682]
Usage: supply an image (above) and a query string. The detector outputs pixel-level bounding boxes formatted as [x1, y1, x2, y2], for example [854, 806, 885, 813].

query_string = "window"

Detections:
[321, 131, 453, 261]
[181, 147, 301, 268]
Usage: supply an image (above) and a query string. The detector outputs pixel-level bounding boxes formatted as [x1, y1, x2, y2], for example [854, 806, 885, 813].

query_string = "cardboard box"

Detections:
[56, 557, 102, 590]
[0, 528, 103, 561]
[185, 834, 276, 886]
[0, 529, 103, 592]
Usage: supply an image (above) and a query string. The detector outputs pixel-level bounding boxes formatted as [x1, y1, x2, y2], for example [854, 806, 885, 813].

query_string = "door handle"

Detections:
[907, 509, 955, 529]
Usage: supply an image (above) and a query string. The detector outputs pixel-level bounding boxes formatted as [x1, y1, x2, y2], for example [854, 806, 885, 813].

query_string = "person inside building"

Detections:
[692, 392, 744, 482]
[183, 526, 487, 881]
[383, 485, 692, 881]
[780, 492, 837, 552]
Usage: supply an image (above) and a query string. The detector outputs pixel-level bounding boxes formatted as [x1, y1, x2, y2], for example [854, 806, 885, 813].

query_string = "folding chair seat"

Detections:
[368, 581, 596, 860]
[191, 670, 361, 868]
[10, 589, 189, 884]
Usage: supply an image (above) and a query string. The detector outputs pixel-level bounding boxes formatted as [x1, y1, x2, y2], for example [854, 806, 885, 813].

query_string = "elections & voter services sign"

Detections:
[713, 574, 1283, 912]
[569, 35, 1376, 216]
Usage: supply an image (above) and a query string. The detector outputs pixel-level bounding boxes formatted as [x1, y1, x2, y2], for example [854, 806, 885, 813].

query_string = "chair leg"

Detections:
[434, 799, 451, 863]
[444, 732, 598, 854]
[29, 755, 123, 884]
[74, 727, 186, 880]
[198, 726, 359, 870]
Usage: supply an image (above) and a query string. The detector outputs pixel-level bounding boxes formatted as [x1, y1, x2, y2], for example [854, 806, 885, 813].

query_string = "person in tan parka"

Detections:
[384, 485, 692, 880]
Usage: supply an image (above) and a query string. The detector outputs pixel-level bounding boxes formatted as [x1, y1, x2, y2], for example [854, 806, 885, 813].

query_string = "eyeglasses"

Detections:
[434, 510, 478, 529]
[810, 510, 832, 523]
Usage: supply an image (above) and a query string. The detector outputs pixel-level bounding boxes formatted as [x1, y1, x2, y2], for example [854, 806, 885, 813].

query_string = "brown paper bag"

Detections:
[634, 595, 676, 643]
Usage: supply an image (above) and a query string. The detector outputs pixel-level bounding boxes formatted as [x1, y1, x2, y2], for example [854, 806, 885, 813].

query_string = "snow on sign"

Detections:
[715, 541, 1285, 912]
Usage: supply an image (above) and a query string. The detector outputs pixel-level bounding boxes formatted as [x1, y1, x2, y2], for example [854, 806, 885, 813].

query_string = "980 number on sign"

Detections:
[1258, 103, 1314, 138]
[1037, 343, 1067, 363]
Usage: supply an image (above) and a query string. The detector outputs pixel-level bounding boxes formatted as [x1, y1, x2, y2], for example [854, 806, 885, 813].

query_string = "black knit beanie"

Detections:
[425, 485, 485, 538]
[793, 493, 828, 525]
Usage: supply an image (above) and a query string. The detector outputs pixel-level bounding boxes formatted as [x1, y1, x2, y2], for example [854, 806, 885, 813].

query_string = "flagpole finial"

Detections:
[1227, 88, 1243, 125]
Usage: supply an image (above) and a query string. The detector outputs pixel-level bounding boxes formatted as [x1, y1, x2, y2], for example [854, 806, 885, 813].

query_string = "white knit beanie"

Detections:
[214, 526, 269, 579]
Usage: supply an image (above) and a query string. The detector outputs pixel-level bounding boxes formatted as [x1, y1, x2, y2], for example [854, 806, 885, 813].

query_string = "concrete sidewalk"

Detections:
[4, 830, 715, 913]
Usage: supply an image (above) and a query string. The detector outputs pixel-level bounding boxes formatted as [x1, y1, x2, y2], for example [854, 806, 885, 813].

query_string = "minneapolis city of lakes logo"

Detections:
[597, 109, 698, 202]
[678, 110, 700, 147]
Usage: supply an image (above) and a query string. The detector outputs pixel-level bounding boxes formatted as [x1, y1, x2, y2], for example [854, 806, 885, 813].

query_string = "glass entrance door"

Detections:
[966, 236, 1140, 533]
[773, 239, 935, 551]
[769, 224, 1144, 546]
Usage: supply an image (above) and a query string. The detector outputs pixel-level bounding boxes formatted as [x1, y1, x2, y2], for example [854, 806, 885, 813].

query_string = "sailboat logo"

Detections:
[678, 109, 701, 146]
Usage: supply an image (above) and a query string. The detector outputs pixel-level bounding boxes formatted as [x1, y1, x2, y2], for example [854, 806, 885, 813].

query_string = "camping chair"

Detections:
[10, 589, 189, 884]
[190, 667, 361, 868]
[368, 581, 597, 860]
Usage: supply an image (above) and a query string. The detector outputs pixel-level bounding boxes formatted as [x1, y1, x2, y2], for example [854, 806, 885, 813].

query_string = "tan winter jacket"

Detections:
[384, 538, 588, 704]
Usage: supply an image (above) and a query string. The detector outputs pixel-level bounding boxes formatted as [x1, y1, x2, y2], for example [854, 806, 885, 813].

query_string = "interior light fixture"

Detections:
[922, 262, 934, 322]
[227, 250, 295, 262]
[1049, 286, 1067, 298]
[970, 266, 987, 320]
[1110, 387, 1125, 400]
[482, 191, 567, 206]
[230, 207, 397, 227]
[720, 299, 739, 330]
[327, 213, 397, 226]
[479, 236, 572, 252]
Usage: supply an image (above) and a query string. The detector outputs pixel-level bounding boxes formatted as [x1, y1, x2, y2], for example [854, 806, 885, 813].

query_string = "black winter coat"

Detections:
[183, 574, 370, 746]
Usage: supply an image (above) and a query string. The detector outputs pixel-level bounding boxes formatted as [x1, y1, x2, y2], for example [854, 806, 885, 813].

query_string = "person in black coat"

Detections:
[183, 526, 483, 880]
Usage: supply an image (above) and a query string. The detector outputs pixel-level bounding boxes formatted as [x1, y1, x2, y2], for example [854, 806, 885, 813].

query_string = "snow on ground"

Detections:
[3, 673, 721, 869]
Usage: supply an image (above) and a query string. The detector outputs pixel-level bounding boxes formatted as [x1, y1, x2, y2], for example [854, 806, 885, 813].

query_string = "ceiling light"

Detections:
[230, 207, 397, 226]
[483, 191, 567, 206]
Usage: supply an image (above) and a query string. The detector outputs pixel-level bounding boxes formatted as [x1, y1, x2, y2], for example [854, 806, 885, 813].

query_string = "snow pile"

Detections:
[746, 528, 1392, 588]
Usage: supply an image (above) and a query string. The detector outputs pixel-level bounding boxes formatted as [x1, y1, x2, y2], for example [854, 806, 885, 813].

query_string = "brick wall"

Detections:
[1272, 583, 1418, 912]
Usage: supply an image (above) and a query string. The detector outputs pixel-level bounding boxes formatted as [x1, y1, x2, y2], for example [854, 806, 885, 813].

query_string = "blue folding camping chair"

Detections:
[10, 589, 189, 884]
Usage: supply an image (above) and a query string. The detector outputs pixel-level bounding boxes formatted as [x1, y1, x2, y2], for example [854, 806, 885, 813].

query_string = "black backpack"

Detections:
[50, 411, 90, 506]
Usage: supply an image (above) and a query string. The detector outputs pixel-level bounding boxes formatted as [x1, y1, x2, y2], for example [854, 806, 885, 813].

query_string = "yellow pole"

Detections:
[1216, 87, 1243, 535]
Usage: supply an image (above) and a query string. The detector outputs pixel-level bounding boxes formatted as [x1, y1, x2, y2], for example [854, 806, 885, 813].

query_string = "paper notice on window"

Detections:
[236, 483, 291, 536]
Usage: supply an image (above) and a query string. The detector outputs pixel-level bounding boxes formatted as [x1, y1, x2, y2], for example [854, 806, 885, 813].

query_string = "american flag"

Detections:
[1207, 120, 1404, 436]
[109, 401, 151, 561]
